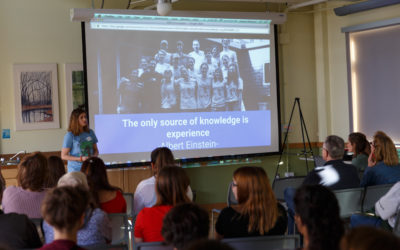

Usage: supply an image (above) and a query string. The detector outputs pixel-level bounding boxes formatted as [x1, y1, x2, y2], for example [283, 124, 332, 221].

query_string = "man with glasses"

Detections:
[284, 135, 360, 234]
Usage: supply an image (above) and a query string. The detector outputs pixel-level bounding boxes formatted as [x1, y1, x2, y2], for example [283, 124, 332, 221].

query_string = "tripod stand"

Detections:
[272, 97, 315, 188]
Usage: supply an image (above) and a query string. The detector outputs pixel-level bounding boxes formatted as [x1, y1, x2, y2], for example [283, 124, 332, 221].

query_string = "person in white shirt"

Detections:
[133, 147, 193, 216]
[188, 40, 205, 74]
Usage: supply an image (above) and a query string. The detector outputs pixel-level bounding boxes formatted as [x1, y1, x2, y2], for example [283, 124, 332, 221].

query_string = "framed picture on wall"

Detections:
[13, 63, 60, 130]
[65, 63, 85, 120]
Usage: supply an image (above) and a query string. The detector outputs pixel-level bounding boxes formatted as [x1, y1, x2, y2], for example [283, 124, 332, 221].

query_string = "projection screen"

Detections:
[83, 10, 281, 165]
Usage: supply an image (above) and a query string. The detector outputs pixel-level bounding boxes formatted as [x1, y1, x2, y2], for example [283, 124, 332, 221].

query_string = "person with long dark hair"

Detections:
[215, 166, 287, 239]
[62, 108, 98, 172]
[347, 132, 370, 172]
[81, 157, 126, 214]
[45, 156, 66, 188]
[134, 166, 191, 243]
[294, 185, 344, 250]
[225, 63, 243, 111]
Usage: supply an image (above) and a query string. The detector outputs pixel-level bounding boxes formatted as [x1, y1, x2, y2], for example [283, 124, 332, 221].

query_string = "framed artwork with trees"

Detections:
[13, 63, 60, 130]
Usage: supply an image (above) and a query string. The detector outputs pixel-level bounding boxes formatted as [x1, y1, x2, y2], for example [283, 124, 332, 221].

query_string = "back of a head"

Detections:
[81, 157, 112, 191]
[348, 132, 370, 156]
[294, 185, 344, 250]
[186, 239, 234, 250]
[162, 203, 209, 250]
[41, 186, 89, 232]
[233, 166, 278, 235]
[151, 147, 175, 176]
[17, 152, 48, 191]
[325, 135, 345, 160]
[156, 166, 190, 206]
[373, 131, 399, 166]
[57, 172, 89, 189]
[341, 226, 400, 250]
[46, 156, 66, 188]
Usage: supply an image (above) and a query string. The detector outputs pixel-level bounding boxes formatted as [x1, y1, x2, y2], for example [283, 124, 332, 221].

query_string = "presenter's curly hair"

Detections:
[348, 132, 371, 157]
[17, 152, 48, 192]
[162, 203, 209, 250]
[150, 147, 176, 176]
[155, 166, 190, 206]
[68, 107, 89, 135]
[41, 185, 89, 231]
[233, 166, 278, 235]
[373, 131, 399, 166]
[294, 185, 344, 250]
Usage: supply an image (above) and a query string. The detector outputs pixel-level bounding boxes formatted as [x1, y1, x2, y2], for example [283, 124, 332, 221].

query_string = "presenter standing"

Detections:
[61, 108, 98, 172]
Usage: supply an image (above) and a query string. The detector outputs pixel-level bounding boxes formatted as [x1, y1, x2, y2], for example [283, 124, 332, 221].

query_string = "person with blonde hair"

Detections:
[61, 108, 98, 172]
[215, 166, 287, 238]
[134, 166, 191, 243]
[42, 171, 111, 246]
[2, 152, 48, 218]
[361, 131, 400, 186]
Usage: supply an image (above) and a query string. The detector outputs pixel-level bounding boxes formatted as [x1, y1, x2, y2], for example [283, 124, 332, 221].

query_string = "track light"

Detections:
[157, 0, 172, 16]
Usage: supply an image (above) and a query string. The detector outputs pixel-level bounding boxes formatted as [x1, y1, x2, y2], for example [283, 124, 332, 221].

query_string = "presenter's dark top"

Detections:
[0, 209, 42, 249]
[215, 203, 287, 238]
[303, 159, 360, 190]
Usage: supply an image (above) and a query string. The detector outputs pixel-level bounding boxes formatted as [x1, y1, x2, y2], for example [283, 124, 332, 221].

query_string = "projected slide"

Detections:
[85, 13, 279, 164]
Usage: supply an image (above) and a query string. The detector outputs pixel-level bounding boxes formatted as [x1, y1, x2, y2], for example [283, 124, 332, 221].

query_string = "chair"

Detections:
[135, 241, 173, 250]
[30, 218, 44, 244]
[123, 193, 134, 218]
[108, 213, 130, 246]
[333, 187, 364, 218]
[361, 183, 394, 212]
[222, 235, 300, 250]
[272, 176, 305, 201]
[211, 182, 237, 235]
[84, 243, 128, 249]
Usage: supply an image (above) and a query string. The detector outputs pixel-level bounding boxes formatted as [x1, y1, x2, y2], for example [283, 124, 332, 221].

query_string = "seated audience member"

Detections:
[347, 132, 370, 172]
[341, 226, 400, 250]
[186, 239, 234, 250]
[2, 152, 48, 218]
[0, 172, 42, 249]
[162, 203, 209, 250]
[134, 147, 193, 216]
[215, 166, 287, 239]
[361, 131, 400, 187]
[285, 135, 359, 234]
[294, 185, 344, 250]
[43, 172, 111, 246]
[134, 166, 191, 243]
[45, 155, 66, 188]
[81, 157, 127, 213]
[39, 186, 90, 250]
[351, 180, 400, 229]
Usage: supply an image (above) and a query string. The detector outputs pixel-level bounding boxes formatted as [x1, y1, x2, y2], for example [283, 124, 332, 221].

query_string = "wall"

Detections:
[313, 2, 400, 140]
[0, 0, 90, 154]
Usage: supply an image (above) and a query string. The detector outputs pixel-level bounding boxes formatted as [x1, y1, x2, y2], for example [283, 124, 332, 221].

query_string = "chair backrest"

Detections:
[273, 176, 306, 201]
[135, 241, 173, 250]
[122, 192, 134, 217]
[333, 187, 364, 218]
[227, 182, 238, 206]
[362, 183, 394, 212]
[30, 218, 44, 244]
[108, 213, 129, 245]
[222, 235, 300, 250]
[84, 243, 128, 250]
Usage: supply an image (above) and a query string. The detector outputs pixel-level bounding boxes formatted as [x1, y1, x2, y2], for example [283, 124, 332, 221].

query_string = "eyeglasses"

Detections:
[231, 181, 238, 187]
